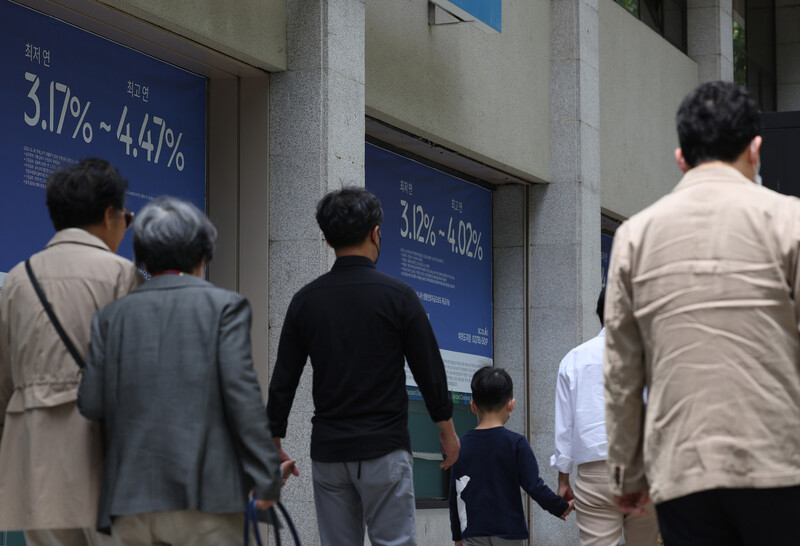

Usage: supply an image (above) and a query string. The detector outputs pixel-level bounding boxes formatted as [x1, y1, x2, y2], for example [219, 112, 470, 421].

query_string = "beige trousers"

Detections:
[24, 528, 112, 546]
[110, 510, 253, 546]
[574, 461, 660, 546]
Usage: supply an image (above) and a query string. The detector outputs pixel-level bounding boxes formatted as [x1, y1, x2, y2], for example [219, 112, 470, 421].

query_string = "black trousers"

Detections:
[655, 486, 800, 546]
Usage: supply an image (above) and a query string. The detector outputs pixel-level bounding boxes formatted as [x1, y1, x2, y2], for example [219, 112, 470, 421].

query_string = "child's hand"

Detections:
[560, 499, 575, 520]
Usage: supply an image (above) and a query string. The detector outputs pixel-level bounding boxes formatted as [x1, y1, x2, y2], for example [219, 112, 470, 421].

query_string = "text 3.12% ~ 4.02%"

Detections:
[444, 217, 484, 261]
[400, 199, 437, 245]
[399, 200, 484, 260]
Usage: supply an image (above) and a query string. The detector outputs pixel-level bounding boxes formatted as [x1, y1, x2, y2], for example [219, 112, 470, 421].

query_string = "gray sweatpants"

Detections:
[312, 449, 416, 546]
[463, 538, 525, 546]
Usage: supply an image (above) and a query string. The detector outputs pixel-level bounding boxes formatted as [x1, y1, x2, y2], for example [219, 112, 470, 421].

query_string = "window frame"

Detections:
[613, 0, 687, 53]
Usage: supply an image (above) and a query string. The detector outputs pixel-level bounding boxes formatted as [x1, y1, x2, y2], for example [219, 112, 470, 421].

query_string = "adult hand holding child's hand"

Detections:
[560, 499, 575, 520]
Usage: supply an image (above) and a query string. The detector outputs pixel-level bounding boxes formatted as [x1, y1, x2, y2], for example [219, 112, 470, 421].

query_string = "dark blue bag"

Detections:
[245, 497, 301, 546]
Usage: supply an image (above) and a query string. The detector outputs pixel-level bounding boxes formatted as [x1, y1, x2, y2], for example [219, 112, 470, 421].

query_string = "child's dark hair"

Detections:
[597, 287, 605, 327]
[471, 366, 513, 412]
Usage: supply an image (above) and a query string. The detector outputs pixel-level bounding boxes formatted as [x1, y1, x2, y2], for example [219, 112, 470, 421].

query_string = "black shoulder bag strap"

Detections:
[25, 259, 86, 368]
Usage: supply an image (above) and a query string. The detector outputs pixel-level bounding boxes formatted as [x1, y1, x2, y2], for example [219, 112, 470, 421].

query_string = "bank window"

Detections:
[733, 0, 777, 112]
[613, 0, 687, 52]
[365, 141, 494, 507]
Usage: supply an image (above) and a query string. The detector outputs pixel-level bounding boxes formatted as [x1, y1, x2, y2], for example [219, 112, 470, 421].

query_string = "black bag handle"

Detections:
[273, 502, 302, 545]
[245, 497, 301, 546]
[25, 259, 85, 369]
[244, 497, 265, 546]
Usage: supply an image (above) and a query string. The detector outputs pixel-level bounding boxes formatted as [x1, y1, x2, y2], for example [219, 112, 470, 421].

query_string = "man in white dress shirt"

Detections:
[551, 289, 659, 545]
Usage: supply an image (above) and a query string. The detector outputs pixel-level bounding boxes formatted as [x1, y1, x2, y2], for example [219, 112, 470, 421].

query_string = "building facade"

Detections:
[1, 0, 798, 544]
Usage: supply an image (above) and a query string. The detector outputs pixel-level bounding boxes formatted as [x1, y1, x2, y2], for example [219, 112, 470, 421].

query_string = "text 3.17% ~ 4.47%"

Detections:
[22, 72, 186, 172]
[24, 72, 94, 143]
[114, 106, 185, 171]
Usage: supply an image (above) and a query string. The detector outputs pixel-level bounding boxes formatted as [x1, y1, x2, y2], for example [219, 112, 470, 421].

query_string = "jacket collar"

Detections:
[135, 273, 210, 292]
[331, 255, 376, 270]
[672, 164, 752, 194]
[45, 229, 111, 252]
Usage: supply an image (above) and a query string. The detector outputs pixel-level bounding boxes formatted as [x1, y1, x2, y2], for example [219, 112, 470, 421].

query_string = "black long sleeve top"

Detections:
[267, 255, 453, 462]
[449, 427, 569, 541]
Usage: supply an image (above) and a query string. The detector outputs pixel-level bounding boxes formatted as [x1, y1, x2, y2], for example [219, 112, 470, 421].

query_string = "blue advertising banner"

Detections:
[0, 0, 207, 277]
[431, 0, 502, 33]
[366, 143, 492, 399]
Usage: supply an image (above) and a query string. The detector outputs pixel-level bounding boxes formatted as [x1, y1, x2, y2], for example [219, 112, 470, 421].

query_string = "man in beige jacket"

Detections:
[604, 81, 800, 545]
[0, 159, 141, 546]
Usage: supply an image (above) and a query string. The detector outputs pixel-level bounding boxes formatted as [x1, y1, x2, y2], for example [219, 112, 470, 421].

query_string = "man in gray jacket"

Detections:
[78, 197, 285, 543]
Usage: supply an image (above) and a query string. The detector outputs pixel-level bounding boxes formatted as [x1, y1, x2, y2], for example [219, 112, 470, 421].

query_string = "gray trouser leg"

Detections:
[462, 537, 525, 546]
[312, 449, 417, 546]
[313, 459, 366, 546]
[354, 450, 416, 546]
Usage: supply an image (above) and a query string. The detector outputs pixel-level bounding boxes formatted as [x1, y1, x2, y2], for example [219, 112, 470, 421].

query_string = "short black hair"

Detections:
[133, 197, 216, 274]
[471, 366, 513, 412]
[676, 81, 760, 168]
[316, 187, 383, 249]
[597, 287, 606, 326]
[46, 158, 128, 231]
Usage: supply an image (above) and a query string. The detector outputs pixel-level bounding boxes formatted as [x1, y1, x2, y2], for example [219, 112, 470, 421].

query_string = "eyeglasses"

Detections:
[123, 210, 134, 229]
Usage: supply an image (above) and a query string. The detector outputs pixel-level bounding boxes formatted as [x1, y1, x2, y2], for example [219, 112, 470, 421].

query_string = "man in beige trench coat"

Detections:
[604, 82, 800, 544]
[0, 159, 141, 546]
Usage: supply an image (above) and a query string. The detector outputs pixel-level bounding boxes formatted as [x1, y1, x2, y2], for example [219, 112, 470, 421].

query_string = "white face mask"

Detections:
[751, 140, 763, 186]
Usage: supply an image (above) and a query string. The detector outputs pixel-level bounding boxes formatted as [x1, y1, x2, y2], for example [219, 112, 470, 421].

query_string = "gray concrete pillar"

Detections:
[531, 1, 602, 543]
[687, 0, 734, 82]
[493, 184, 528, 439]
[268, 1, 365, 543]
[777, 0, 800, 110]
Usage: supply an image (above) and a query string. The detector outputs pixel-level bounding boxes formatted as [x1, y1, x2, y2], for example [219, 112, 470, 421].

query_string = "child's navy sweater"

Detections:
[449, 426, 568, 541]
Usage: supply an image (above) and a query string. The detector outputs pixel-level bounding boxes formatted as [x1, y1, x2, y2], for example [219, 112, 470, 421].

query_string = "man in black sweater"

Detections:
[267, 187, 459, 545]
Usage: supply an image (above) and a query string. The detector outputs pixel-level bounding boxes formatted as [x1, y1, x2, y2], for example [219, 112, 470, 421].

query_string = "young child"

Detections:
[449, 366, 574, 545]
